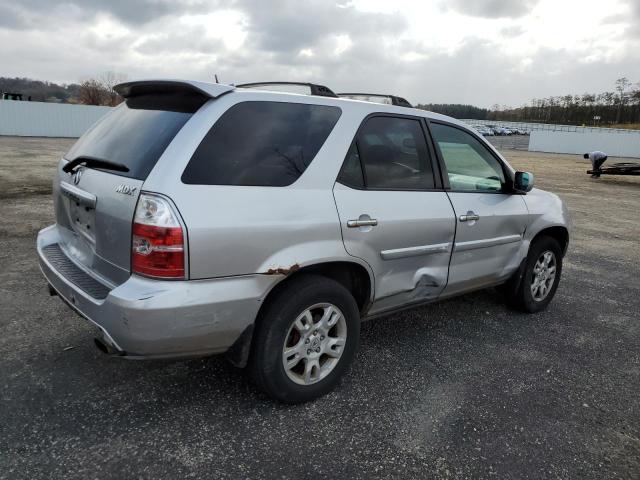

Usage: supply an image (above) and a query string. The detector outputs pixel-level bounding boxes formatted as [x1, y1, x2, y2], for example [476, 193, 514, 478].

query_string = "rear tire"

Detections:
[249, 274, 360, 403]
[505, 236, 563, 313]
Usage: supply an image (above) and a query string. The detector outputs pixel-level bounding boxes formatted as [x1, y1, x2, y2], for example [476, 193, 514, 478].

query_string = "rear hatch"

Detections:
[53, 85, 212, 286]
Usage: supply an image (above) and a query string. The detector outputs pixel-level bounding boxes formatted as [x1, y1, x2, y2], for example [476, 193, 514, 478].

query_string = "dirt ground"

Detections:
[0, 136, 638, 479]
[503, 149, 640, 265]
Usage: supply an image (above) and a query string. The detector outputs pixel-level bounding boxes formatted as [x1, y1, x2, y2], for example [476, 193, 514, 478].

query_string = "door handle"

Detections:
[347, 218, 378, 228]
[459, 213, 480, 222]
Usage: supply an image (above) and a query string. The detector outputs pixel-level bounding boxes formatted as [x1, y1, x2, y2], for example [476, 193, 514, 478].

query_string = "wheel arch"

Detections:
[531, 225, 569, 257]
[226, 260, 373, 368]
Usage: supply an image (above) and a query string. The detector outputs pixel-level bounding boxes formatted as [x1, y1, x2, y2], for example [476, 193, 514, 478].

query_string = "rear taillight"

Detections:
[132, 193, 185, 279]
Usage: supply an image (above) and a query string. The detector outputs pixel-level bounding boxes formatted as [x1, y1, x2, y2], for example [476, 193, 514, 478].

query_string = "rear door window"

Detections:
[337, 143, 365, 189]
[182, 101, 342, 186]
[351, 116, 435, 190]
[65, 94, 198, 180]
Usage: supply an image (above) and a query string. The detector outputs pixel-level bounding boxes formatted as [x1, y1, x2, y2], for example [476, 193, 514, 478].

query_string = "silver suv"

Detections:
[37, 80, 570, 402]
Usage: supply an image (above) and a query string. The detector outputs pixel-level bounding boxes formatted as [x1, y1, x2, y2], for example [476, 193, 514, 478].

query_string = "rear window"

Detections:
[181, 101, 342, 186]
[65, 94, 197, 180]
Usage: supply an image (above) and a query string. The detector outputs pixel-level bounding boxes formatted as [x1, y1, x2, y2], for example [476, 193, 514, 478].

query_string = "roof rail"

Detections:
[337, 93, 413, 108]
[236, 82, 338, 98]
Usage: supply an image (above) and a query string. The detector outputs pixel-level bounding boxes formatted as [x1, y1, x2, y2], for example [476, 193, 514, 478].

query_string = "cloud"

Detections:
[211, 36, 640, 107]
[235, 0, 406, 54]
[0, 0, 638, 106]
[628, 0, 640, 38]
[0, 0, 214, 28]
[447, 0, 540, 18]
[134, 28, 225, 56]
[500, 25, 525, 37]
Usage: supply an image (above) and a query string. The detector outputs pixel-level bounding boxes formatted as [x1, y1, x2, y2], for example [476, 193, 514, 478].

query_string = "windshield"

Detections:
[65, 96, 194, 180]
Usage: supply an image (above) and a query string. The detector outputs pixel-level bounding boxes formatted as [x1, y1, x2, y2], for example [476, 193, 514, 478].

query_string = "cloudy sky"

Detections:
[1, 0, 639, 107]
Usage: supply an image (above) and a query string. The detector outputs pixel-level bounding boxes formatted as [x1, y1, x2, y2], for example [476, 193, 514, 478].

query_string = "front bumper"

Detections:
[37, 224, 278, 358]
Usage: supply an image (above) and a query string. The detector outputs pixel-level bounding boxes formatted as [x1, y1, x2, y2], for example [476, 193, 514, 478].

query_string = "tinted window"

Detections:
[430, 123, 505, 192]
[65, 96, 195, 180]
[357, 116, 434, 190]
[182, 102, 341, 186]
[337, 143, 364, 189]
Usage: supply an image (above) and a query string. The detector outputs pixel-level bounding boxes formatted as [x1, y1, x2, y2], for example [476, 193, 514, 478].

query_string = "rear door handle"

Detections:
[347, 218, 378, 228]
[459, 212, 480, 222]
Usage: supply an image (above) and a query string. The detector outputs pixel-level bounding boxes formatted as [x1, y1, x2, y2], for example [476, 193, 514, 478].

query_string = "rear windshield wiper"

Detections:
[62, 156, 130, 174]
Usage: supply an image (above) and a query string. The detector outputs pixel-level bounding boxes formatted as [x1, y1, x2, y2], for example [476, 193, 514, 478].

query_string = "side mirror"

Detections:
[514, 171, 534, 193]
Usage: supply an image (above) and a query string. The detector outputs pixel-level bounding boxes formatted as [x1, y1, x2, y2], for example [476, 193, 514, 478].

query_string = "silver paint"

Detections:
[36, 79, 571, 359]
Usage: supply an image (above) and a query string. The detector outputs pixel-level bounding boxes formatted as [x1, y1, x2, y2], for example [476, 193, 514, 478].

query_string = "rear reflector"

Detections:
[132, 193, 185, 279]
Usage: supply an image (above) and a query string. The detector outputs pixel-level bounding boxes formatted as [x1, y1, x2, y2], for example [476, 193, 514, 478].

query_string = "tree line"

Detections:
[4, 74, 640, 125]
[420, 78, 640, 126]
[0, 77, 80, 103]
[414, 103, 490, 120]
[0, 72, 125, 106]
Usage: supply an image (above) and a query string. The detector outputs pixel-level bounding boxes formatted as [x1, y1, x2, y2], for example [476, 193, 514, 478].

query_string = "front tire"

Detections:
[505, 236, 563, 313]
[249, 274, 360, 403]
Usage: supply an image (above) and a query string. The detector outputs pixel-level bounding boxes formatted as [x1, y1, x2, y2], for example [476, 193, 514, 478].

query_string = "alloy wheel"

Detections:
[282, 303, 347, 386]
[531, 250, 557, 301]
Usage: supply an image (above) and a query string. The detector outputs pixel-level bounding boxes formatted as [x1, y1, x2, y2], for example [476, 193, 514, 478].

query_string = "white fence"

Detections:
[529, 130, 640, 158]
[0, 101, 111, 137]
[462, 119, 640, 135]
[2, 102, 640, 158]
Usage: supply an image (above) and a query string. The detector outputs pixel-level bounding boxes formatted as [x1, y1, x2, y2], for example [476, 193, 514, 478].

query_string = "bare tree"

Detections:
[77, 71, 127, 106]
[615, 77, 631, 123]
[631, 83, 640, 105]
[98, 71, 127, 106]
[78, 79, 107, 105]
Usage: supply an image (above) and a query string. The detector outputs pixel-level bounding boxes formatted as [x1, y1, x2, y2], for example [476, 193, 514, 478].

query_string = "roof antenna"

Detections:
[214, 74, 219, 84]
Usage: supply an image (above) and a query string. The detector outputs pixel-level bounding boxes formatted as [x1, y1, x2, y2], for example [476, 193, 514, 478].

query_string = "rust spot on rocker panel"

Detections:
[263, 264, 301, 276]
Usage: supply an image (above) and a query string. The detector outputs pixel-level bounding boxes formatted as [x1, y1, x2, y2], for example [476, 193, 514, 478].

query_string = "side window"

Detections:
[430, 123, 506, 192]
[355, 116, 434, 190]
[337, 142, 365, 189]
[182, 101, 341, 186]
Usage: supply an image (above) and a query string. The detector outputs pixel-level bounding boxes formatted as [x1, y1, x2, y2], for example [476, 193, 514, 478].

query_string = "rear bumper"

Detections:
[37, 224, 278, 358]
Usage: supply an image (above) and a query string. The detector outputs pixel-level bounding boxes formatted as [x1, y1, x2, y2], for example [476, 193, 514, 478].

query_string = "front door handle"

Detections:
[347, 218, 378, 228]
[459, 212, 480, 222]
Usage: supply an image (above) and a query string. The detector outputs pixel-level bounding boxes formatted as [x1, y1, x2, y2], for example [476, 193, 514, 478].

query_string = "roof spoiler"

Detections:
[114, 80, 234, 99]
[236, 82, 338, 98]
[337, 93, 413, 108]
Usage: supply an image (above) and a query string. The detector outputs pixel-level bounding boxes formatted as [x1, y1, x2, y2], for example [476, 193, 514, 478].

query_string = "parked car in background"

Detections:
[474, 125, 494, 136]
[37, 79, 570, 403]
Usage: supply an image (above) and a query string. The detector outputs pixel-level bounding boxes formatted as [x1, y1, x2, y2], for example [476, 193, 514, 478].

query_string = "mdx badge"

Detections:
[115, 184, 137, 196]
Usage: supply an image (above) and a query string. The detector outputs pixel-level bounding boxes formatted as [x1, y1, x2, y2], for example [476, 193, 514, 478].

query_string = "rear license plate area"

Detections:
[68, 198, 96, 244]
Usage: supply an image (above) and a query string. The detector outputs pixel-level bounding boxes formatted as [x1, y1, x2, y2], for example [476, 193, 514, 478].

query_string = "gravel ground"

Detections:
[0, 136, 638, 479]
